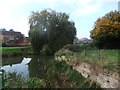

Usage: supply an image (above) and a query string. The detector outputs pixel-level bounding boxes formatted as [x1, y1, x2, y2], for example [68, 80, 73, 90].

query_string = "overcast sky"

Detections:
[0, 0, 119, 39]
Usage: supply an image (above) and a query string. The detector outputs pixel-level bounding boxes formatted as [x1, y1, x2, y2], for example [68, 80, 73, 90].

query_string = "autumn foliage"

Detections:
[90, 11, 120, 49]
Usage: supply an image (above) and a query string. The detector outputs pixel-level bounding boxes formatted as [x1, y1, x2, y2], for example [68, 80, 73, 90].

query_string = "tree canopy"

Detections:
[90, 11, 120, 49]
[29, 9, 76, 54]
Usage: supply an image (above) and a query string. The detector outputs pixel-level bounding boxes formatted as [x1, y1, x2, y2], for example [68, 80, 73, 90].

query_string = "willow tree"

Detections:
[90, 11, 120, 49]
[29, 9, 76, 54]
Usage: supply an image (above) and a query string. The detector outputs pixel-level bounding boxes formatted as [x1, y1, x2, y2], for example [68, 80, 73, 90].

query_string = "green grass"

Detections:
[45, 60, 100, 88]
[76, 49, 119, 72]
[78, 50, 119, 72]
[1, 46, 32, 54]
[55, 49, 119, 72]
[0, 46, 31, 49]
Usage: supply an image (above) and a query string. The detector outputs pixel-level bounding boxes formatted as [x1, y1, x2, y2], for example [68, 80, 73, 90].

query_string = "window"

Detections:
[16, 38, 19, 40]
[9, 36, 14, 40]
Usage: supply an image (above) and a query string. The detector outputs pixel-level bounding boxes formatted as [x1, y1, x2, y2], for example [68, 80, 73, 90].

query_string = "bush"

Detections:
[63, 44, 81, 52]
[40, 45, 52, 56]
[2, 71, 25, 88]
[27, 78, 45, 88]
[63, 44, 97, 52]
[2, 43, 7, 47]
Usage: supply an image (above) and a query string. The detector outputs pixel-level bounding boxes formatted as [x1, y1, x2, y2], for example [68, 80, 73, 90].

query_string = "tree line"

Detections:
[28, 9, 120, 55]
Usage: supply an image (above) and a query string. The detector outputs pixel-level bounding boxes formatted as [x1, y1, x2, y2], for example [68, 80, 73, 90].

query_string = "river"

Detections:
[0, 55, 101, 88]
[1, 55, 53, 80]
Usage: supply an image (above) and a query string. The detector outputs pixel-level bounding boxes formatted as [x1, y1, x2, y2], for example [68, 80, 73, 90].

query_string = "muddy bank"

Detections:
[2, 52, 33, 58]
[55, 55, 120, 88]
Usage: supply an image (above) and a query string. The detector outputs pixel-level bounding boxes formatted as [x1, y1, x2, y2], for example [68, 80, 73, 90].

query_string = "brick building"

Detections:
[0, 30, 25, 46]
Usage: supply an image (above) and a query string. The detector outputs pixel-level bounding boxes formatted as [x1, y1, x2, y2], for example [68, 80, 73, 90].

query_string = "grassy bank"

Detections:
[2, 60, 100, 88]
[1, 46, 33, 57]
[55, 44, 119, 72]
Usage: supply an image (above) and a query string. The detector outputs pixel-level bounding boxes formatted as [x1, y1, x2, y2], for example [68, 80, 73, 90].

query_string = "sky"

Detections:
[0, 0, 119, 39]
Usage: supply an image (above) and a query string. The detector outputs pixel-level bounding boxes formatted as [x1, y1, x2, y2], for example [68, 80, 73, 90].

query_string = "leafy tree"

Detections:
[90, 11, 120, 49]
[29, 9, 76, 54]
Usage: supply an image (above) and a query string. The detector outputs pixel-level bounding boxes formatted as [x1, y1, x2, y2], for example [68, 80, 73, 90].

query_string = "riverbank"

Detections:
[1, 44, 119, 88]
[55, 46, 120, 88]
[1, 46, 33, 58]
[2, 56, 100, 88]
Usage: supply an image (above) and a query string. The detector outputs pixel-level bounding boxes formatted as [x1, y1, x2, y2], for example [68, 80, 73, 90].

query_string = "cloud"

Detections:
[0, 0, 56, 8]
[0, 0, 119, 8]
[96, 0, 119, 2]
[16, 18, 29, 37]
[73, 3, 102, 16]
[0, 0, 118, 37]
[0, 0, 24, 7]
[0, 7, 15, 30]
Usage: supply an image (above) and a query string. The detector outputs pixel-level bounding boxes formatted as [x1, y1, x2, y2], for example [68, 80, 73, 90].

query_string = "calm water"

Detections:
[1, 55, 53, 80]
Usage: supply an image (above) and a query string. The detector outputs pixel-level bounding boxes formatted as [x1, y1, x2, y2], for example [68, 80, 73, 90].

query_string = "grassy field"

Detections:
[76, 49, 119, 72]
[1, 46, 32, 54]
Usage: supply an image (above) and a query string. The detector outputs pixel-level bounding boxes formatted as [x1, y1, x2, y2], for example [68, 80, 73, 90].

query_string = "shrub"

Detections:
[27, 78, 45, 88]
[63, 44, 82, 52]
[2, 43, 7, 47]
[63, 44, 97, 52]
[40, 45, 52, 56]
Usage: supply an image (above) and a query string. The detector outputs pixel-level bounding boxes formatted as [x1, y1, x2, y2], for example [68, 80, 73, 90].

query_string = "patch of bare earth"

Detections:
[55, 55, 120, 88]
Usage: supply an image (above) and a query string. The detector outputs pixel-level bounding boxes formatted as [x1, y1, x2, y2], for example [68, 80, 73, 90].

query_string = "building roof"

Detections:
[79, 38, 89, 41]
[0, 31, 24, 37]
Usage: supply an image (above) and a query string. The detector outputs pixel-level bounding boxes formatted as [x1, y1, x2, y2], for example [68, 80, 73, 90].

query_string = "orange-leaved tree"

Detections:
[90, 11, 120, 49]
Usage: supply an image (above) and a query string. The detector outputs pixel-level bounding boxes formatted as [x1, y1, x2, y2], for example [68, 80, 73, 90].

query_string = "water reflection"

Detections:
[1, 55, 53, 80]
[1, 57, 31, 79]
[21, 58, 31, 64]
[2, 56, 23, 66]
[28, 56, 52, 79]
